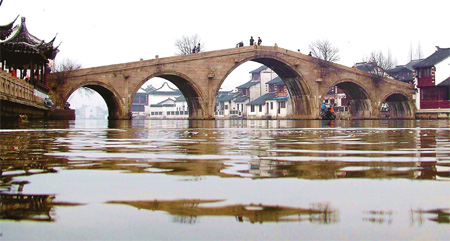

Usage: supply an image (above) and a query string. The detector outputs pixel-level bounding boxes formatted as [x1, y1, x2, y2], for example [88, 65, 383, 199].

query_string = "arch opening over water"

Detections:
[331, 81, 372, 118]
[133, 73, 203, 120]
[67, 85, 116, 120]
[382, 93, 414, 119]
[218, 57, 312, 119]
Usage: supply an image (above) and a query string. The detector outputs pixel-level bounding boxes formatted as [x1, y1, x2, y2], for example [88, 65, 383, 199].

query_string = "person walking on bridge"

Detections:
[250, 36, 254, 46]
[257, 37, 262, 46]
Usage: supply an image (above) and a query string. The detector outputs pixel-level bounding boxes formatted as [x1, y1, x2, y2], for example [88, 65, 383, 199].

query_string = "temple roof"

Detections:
[1, 17, 59, 62]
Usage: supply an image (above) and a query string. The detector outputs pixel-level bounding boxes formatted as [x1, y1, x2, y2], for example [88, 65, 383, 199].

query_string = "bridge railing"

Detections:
[0, 70, 45, 104]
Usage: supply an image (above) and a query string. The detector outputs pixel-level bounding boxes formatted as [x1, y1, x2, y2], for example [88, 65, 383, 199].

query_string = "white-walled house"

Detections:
[132, 82, 189, 119]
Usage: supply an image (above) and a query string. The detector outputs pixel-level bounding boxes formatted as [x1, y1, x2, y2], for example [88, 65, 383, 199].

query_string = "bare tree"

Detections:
[51, 58, 82, 88]
[415, 42, 423, 59]
[362, 50, 397, 83]
[308, 39, 340, 62]
[174, 34, 204, 55]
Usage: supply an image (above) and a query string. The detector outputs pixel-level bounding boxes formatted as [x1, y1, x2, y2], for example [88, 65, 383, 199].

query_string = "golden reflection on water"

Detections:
[1, 119, 449, 240]
[107, 199, 338, 224]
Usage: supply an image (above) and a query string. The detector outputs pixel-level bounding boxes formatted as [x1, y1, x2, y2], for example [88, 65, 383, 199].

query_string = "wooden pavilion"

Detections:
[1, 16, 59, 93]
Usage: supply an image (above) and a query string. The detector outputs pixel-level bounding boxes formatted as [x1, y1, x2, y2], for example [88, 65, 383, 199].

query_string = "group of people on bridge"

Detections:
[192, 43, 201, 54]
[236, 36, 262, 48]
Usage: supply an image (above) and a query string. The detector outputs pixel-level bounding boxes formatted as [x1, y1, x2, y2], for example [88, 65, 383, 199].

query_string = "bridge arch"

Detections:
[135, 71, 206, 119]
[220, 55, 313, 118]
[381, 92, 414, 119]
[66, 81, 124, 120]
[323, 80, 373, 118]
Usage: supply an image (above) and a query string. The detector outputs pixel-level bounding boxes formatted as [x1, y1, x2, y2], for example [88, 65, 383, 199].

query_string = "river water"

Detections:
[1, 119, 449, 240]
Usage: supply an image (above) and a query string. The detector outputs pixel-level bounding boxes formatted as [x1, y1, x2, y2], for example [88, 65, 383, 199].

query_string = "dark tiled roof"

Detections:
[249, 65, 268, 74]
[438, 77, 450, 87]
[387, 66, 407, 75]
[234, 95, 249, 103]
[217, 94, 236, 102]
[175, 95, 186, 102]
[246, 92, 276, 106]
[155, 98, 175, 105]
[405, 59, 423, 71]
[266, 76, 284, 85]
[414, 47, 450, 68]
[150, 104, 175, 107]
[354, 62, 377, 72]
[237, 80, 259, 89]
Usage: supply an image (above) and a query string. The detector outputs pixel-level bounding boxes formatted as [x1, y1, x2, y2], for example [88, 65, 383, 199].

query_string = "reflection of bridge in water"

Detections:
[48, 46, 416, 120]
[107, 199, 338, 224]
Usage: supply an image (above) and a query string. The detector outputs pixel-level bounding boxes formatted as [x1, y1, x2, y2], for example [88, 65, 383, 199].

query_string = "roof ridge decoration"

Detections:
[152, 82, 178, 92]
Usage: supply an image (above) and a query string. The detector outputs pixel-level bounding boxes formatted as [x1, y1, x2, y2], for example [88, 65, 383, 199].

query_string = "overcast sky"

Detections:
[1, 0, 448, 106]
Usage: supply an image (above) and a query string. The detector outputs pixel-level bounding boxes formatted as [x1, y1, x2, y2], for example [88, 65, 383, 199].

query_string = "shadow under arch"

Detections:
[382, 92, 414, 119]
[66, 82, 123, 120]
[137, 72, 204, 119]
[324, 80, 373, 118]
[221, 55, 313, 118]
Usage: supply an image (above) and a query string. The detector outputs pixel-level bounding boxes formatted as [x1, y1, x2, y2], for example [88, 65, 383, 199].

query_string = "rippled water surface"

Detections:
[1, 119, 449, 240]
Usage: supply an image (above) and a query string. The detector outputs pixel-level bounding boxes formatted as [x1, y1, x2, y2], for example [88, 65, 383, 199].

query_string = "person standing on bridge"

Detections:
[196, 43, 201, 53]
[257, 37, 262, 46]
[250, 36, 254, 46]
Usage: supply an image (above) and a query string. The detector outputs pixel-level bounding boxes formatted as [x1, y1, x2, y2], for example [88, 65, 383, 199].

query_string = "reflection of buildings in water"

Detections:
[411, 208, 450, 225]
[1, 194, 55, 222]
[107, 199, 338, 224]
[363, 210, 394, 225]
[247, 159, 290, 177]
[0, 193, 84, 222]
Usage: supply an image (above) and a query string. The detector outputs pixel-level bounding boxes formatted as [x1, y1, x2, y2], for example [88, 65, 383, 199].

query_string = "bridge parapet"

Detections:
[0, 70, 44, 105]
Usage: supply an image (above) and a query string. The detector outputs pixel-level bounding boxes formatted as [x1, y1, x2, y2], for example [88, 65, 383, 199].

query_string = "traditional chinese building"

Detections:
[414, 47, 450, 110]
[1, 17, 59, 93]
[1, 16, 61, 121]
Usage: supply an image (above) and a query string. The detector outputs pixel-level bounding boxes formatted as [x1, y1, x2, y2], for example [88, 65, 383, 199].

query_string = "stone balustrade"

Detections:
[0, 71, 44, 104]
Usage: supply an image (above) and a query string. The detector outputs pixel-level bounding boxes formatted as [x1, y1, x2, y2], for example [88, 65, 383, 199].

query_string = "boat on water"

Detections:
[321, 110, 336, 120]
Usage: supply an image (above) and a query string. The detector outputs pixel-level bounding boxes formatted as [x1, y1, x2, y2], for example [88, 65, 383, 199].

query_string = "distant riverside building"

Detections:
[413, 47, 450, 109]
[131, 82, 189, 119]
[133, 64, 367, 119]
[386, 59, 423, 84]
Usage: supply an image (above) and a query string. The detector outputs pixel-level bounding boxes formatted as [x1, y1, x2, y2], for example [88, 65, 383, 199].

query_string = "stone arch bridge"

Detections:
[48, 46, 416, 120]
